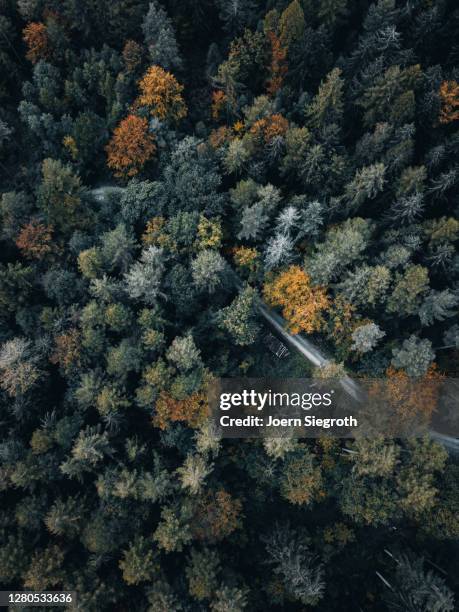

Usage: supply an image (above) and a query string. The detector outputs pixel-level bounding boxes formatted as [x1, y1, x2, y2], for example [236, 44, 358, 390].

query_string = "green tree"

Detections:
[23, 545, 65, 590]
[124, 246, 165, 305]
[387, 265, 430, 316]
[382, 552, 455, 612]
[191, 250, 228, 293]
[217, 286, 260, 345]
[166, 334, 202, 372]
[37, 159, 85, 233]
[305, 67, 344, 130]
[351, 323, 385, 354]
[279, 0, 305, 49]
[119, 536, 158, 585]
[142, 1, 182, 70]
[391, 335, 435, 378]
[264, 523, 324, 606]
[186, 547, 220, 600]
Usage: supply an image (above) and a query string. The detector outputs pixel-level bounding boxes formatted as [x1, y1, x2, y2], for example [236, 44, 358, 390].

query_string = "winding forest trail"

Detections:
[89, 186, 459, 455]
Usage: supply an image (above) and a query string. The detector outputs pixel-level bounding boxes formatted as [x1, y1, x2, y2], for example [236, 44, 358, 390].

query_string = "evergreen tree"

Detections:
[124, 246, 165, 304]
[142, 1, 182, 71]
[264, 523, 324, 606]
[351, 322, 385, 354]
[391, 335, 435, 378]
[217, 285, 260, 345]
[382, 552, 455, 612]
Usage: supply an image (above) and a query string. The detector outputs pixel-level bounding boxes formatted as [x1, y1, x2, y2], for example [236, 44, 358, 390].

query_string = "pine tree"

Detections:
[351, 322, 385, 354]
[166, 334, 202, 372]
[210, 586, 248, 611]
[279, 446, 323, 507]
[305, 218, 373, 285]
[44, 496, 83, 538]
[23, 545, 65, 590]
[142, 1, 182, 71]
[305, 67, 344, 130]
[217, 285, 260, 345]
[264, 523, 324, 606]
[264, 232, 294, 270]
[186, 547, 220, 601]
[387, 265, 429, 316]
[391, 335, 435, 378]
[191, 250, 228, 293]
[37, 159, 84, 233]
[217, 0, 256, 35]
[344, 163, 386, 212]
[177, 454, 212, 495]
[383, 552, 455, 612]
[124, 246, 165, 305]
[279, 1, 305, 50]
[419, 290, 458, 327]
[317, 0, 348, 27]
[119, 536, 158, 585]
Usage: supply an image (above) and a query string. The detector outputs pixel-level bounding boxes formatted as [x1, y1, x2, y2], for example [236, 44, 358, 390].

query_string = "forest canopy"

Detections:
[0, 0, 458, 610]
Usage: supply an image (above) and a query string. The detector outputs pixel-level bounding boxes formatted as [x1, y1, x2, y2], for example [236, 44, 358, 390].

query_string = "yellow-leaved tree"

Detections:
[263, 265, 329, 334]
[136, 65, 187, 123]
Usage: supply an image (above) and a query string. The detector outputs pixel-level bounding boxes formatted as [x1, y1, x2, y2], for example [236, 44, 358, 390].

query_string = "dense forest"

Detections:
[0, 0, 458, 609]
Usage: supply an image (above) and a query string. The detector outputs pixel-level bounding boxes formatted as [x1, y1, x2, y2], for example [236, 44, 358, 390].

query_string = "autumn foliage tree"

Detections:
[50, 329, 81, 373]
[264, 265, 329, 334]
[106, 115, 156, 178]
[266, 31, 288, 96]
[439, 80, 459, 124]
[381, 365, 443, 423]
[23, 22, 49, 64]
[280, 446, 324, 506]
[122, 39, 143, 72]
[16, 221, 53, 260]
[211, 90, 227, 121]
[136, 65, 187, 123]
[249, 113, 289, 145]
[191, 490, 242, 543]
[2, 2, 459, 608]
[152, 390, 209, 429]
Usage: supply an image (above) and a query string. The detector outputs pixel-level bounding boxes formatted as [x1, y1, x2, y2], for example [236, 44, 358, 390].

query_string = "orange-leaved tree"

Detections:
[384, 364, 443, 422]
[122, 39, 142, 72]
[439, 80, 459, 124]
[152, 390, 209, 430]
[263, 265, 329, 334]
[249, 113, 289, 146]
[16, 220, 54, 260]
[191, 489, 242, 543]
[50, 329, 81, 373]
[136, 65, 187, 123]
[211, 90, 227, 121]
[365, 364, 443, 438]
[266, 31, 288, 96]
[23, 22, 49, 64]
[106, 115, 156, 178]
[208, 126, 233, 149]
